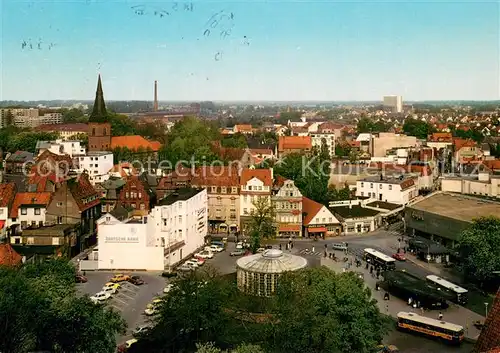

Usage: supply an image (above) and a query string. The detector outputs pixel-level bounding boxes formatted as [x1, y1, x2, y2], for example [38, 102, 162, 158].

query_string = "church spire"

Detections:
[89, 74, 108, 123]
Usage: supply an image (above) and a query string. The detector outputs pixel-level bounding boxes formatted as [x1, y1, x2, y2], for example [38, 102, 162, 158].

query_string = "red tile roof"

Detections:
[474, 288, 500, 353]
[429, 132, 453, 142]
[109, 163, 138, 178]
[234, 124, 253, 132]
[240, 168, 272, 187]
[278, 136, 312, 152]
[0, 244, 22, 266]
[302, 196, 324, 225]
[111, 135, 161, 151]
[192, 166, 240, 187]
[249, 148, 273, 156]
[38, 123, 88, 132]
[454, 138, 477, 150]
[10, 192, 52, 218]
[67, 173, 100, 211]
[0, 183, 17, 208]
[273, 175, 288, 188]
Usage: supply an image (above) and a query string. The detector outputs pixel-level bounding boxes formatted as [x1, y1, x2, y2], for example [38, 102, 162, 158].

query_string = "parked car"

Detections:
[144, 299, 163, 316]
[195, 251, 214, 259]
[184, 260, 199, 268]
[163, 284, 174, 293]
[230, 249, 245, 256]
[392, 253, 406, 261]
[104, 282, 121, 291]
[236, 242, 244, 249]
[128, 276, 145, 285]
[206, 245, 224, 253]
[75, 275, 87, 283]
[102, 283, 120, 294]
[257, 248, 265, 253]
[110, 274, 131, 283]
[191, 257, 205, 266]
[377, 345, 399, 353]
[90, 291, 111, 303]
[177, 264, 194, 272]
[133, 325, 150, 335]
[161, 270, 178, 278]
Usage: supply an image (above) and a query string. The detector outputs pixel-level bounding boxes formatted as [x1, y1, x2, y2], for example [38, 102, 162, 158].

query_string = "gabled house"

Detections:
[272, 176, 302, 238]
[9, 192, 52, 230]
[4, 151, 34, 174]
[156, 165, 193, 200]
[0, 183, 16, 238]
[454, 138, 482, 164]
[277, 136, 312, 158]
[117, 175, 155, 215]
[302, 196, 341, 238]
[44, 173, 101, 249]
[239, 168, 273, 231]
[98, 177, 126, 213]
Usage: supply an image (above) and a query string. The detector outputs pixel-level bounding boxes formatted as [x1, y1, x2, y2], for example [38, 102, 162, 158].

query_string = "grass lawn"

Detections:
[465, 290, 495, 317]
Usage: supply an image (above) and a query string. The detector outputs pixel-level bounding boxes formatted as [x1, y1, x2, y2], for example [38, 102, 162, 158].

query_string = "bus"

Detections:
[363, 248, 396, 271]
[396, 311, 464, 344]
[426, 275, 468, 305]
[383, 271, 452, 309]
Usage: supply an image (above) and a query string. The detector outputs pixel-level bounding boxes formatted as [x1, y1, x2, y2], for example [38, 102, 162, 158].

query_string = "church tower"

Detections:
[88, 75, 111, 152]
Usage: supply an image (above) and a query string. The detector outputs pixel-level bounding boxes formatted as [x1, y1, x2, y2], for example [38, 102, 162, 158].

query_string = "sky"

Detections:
[0, 0, 499, 101]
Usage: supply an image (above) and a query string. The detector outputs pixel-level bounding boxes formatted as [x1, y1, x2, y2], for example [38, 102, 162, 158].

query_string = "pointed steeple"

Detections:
[89, 74, 108, 123]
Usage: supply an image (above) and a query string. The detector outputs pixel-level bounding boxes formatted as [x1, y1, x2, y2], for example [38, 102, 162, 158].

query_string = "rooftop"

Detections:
[236, 249, 308, 274]
[366, 201, 402, 211]
[408, 192, 500, 222]
[330, 205, 380, 219]
[86, 151, 113, 156]
[158, 188, 204, 206]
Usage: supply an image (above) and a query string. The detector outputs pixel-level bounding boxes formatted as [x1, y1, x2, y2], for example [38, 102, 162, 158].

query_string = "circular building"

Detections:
[236, 249, 307, 297]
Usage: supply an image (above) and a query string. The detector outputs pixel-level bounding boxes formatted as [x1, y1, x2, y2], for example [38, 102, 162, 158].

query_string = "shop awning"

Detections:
[308, 227, 327, 233]
[0, 220, 5, 229]
[279, 225, 301, 232]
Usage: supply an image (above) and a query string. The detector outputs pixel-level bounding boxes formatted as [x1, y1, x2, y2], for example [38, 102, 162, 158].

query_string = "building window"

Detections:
[389, 185, 392, 190]
[52, 237, 60, 245]
[126, 192, 130, 198]
[34, 208, 41, 215]
[361, 192, 364, 196]
[379, 184, 383, 189]
[370, 183, 373, 189]
[243, 208, 248, 214]
[27, 237, 35, 245]
[140, 203, 145, 210]
[21, 208, 27, 215]
[179, 215, 182, 222]
[231, 187, 237, 194]
[57, 216, 63, 224]
[101, 204, 107, 212]
[221, 187, 227, 193]
[138, 192, 142, 198]
[361, 182, 364, 187]
[211, 186, 217, 193]
[248, 186, 252, 191]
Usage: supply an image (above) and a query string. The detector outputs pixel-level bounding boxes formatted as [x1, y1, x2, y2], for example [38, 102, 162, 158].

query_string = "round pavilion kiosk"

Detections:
[236, 249, 307, 297]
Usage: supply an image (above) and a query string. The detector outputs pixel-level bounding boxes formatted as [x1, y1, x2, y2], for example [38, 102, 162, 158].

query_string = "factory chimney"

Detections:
[154, 80, 158, 112]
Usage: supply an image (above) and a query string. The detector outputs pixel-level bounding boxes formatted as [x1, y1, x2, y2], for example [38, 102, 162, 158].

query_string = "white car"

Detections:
[90, 291, 111, 303]
[207, 245, 223, 253]
[184, 260, 199, 268]
[195, 251, 213, 259]
[236, 242, 243, 249]
[163, 284, 174, 293]
[144, 307, 158, 316]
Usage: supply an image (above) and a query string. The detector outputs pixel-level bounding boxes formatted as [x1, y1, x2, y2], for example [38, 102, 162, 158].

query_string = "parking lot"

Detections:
[76, 271, 167, 343]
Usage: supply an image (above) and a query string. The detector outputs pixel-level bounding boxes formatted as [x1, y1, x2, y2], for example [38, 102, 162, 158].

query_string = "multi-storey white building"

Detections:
[440, 171, 500, 199]
[272, 177, 303, 237]
[96, 188, 208, 271]
[383, 95, 403, 113]
[77, 151, 114, 185]
[239, 169, 273, 227]
[36, 139, 86, 158]
[356, 175, 418, 205]
[39, 112, 63, 125]
[149, 188, 208, 269]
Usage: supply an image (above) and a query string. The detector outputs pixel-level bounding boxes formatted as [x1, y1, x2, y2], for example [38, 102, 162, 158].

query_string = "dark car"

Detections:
[161, 270, 178, 278]
[75, 275, 88, 283]
[128, 276, 145, 285]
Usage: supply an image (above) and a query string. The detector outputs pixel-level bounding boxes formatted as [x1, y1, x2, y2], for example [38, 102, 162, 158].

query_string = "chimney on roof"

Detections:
[154, 81, 158, 112]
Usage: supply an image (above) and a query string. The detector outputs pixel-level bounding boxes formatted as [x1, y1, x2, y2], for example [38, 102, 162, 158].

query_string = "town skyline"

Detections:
[2, 0, 499, 101]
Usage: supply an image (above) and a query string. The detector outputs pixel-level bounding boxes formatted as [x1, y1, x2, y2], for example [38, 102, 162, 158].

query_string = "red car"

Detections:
[392, 253, 406, 261]
[194, 256, 206, 264]
[75, 275, 88, 283]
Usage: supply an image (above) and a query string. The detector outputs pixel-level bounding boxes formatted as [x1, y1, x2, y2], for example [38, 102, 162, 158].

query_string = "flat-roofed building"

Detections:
[405, 192, 500, 247]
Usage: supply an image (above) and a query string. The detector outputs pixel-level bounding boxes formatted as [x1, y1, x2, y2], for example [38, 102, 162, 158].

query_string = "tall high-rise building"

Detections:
[383, 95, 403, 113]
[88, 75, 112, 152]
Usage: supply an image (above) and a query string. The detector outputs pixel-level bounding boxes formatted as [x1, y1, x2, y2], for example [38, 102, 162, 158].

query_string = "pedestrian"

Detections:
[438, 312, 443, 320]
[83, 270, 86, 276]
[312, 246, 315, 253]
[279, 244, 282, 250]
[408, 297, 413, 306]
[420, 306, 425, 314]
[413, 302, 417, 308]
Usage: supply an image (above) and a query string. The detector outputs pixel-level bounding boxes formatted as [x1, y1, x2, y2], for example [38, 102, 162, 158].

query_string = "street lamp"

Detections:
[485, 302, 489, 318]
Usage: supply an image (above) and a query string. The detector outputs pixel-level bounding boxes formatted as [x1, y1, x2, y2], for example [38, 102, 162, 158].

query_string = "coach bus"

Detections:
[363, 248, 396, 271]
[425, 275, 468, 305]
[396, 311, 464, 344]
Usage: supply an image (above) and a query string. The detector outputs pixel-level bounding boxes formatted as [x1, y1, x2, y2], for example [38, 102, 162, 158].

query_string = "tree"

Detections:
[196, 342, 265, 353]
[246, 197, 276, 253]
[402, 118, 435, 139]
[108, 112, 138, 136]
[357, 117, 390, 133]
[136, 271, 240, 353]
[0, 259, 126, 353]
[4, 109, 14, 126]
[61, 108, 86, 123]
[458, 216, 500, 287]
[221, 133, 248, 149]
[267, 267, 390, 353]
